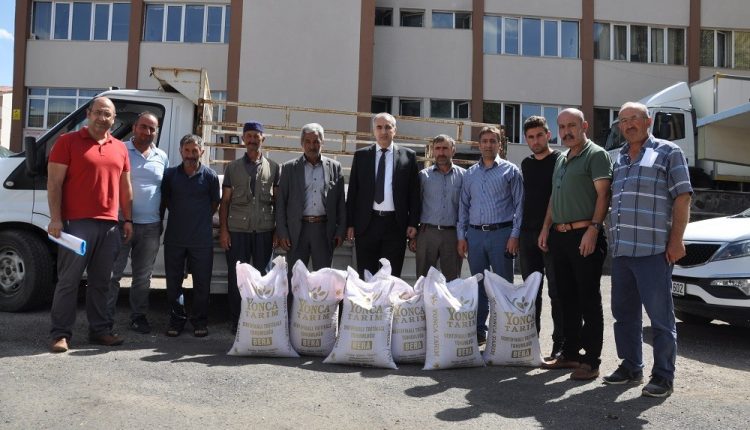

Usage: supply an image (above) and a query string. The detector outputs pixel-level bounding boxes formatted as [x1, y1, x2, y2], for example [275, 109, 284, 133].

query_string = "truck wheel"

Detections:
[0, 231, 55, 312]
[675, 310, 712, 325]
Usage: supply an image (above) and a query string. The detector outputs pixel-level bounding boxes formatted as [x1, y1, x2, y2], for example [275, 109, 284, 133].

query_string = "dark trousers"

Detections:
[225, 230, 274, 324]
[519, 228, 563, 346]
[50, 219, 120, 340]
[288, 222, 333, 272]
[415, 226, 462, 281]
[354, 214, 407, 278]
[548, 228, 607, 369]
[164, 244, 213, 326]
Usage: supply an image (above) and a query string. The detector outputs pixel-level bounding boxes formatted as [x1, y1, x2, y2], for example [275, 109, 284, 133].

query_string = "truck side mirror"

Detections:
[23, 136, 44, 177]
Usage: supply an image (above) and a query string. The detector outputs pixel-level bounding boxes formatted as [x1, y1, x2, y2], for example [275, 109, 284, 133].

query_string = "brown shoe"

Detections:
[89, 333, 124, 346]
[50, 337, 69, 353]
[541, 355, 580, 369]
[571, 363, 600, 381]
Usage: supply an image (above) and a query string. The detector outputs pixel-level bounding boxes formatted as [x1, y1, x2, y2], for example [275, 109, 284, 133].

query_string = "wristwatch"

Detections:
[124, 219, 133, 224]
[590, 222, 603, 231]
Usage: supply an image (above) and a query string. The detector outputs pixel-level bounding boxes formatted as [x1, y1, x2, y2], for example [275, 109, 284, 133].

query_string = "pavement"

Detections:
[1, 275, 748, 429]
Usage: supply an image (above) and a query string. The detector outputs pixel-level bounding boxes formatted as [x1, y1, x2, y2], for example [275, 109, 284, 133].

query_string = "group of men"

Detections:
[46, 96, 691, 398]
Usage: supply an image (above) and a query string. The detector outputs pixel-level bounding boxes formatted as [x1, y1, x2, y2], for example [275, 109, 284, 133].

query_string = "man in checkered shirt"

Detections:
[603, 101, 693, 398]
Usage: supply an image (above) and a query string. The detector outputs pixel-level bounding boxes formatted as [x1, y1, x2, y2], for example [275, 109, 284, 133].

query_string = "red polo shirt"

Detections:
[48, 127, 130, 221]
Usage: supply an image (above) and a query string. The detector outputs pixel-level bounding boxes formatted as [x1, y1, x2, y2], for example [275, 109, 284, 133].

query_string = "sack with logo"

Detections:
[482, 270, 543, 367]
[422, 267, 485, 370]
[289, 260, 347, 356]
[323, 267, 397, 369]
[228, 256, 299, 358]
[366, 259, 426, 364]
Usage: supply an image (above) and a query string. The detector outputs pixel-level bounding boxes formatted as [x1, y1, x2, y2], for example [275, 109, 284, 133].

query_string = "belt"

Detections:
[422, 223, 456, 231]
[302, 215, 327, 223]
[553, 220, 591, 232]
[372, 210, 396, 217]
[469, 221, 513, 231]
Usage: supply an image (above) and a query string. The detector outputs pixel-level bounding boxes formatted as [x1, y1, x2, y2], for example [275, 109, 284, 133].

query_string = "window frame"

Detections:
[31, 1, 131, 42]
[399, 9, 425, 28]
[26, 87, 104, 130]
[142, 3, 230, 43]
[483, 15, 578, 58]
[374, 7, 393, 26]
[429, 99, 470, 119]
[597, 21, 686, 65]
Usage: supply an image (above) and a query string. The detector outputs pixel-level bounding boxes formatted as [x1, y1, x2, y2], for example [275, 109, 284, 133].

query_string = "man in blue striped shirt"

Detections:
[604, 102, 692, 398]
[457, 126, 524, 345]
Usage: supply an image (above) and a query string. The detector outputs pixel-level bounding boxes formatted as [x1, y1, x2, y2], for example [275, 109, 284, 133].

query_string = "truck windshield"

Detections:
[604, 121, 627, 152]
[0, 146, 17, 158]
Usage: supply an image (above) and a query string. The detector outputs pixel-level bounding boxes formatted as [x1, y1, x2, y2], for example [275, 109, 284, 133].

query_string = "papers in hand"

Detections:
[48, 231, 87, 256]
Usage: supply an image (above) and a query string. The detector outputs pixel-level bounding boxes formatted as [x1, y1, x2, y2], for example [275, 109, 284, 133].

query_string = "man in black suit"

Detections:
[345, 112, 420, 277]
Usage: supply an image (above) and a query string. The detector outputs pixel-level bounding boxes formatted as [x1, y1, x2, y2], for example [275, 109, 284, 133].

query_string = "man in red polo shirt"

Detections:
[47, 96, 133, 353]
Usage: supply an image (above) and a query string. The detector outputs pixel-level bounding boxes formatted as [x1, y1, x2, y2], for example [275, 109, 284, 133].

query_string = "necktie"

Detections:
[374, 148, 387, 204]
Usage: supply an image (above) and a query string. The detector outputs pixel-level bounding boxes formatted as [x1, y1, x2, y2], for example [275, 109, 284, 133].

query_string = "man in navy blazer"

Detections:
[276, 123, 346, 272]
[345, 112, 420, 277]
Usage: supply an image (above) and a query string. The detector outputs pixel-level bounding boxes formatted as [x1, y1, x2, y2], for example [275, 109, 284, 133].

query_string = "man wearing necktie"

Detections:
[346, 112, 420, 278]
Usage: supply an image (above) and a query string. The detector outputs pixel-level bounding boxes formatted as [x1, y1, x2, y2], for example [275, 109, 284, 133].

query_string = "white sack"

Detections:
[422, 267, 485, 370]
[323, 267, 397, 369]
[228, 256, 299, 358]
[482, 270, 543, 367]
[289, 260, 347, 356]
[367, 259, 426, 364]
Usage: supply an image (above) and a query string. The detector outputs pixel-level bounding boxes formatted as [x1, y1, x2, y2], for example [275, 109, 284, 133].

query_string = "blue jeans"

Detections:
[466, 226, 514, 336]
[108, 222, 162, 324]
[611, 254, 677, 381]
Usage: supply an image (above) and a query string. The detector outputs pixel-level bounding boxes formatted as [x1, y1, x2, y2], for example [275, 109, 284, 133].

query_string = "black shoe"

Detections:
[194, 324, 208, 338]
[89, 333, 124, 346]
[129, 315, 151, 334]
[642, 375, 674, 398]
[603, 364, 644, 385]
[166, 303, 188, 337]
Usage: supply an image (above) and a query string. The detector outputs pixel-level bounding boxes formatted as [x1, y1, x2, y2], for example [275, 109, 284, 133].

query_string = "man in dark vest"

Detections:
[219, 121, 280, 333]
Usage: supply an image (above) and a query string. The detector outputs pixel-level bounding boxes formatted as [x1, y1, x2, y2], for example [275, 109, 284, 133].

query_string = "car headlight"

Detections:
[710, 279, 750, 296]
[712, 239, 750, 262]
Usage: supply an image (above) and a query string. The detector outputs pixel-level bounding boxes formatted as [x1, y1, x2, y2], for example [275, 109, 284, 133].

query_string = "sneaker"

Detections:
[541, 355, 581, 369]
[603, 364, 644, 385]
[642, 375, 674, 398]
[129, 315, 151, 334]
[89, 333, 124, 346]
[194, 325, 208, 338]
[571, 363, 600, 381]
[166, 320, 186, 337]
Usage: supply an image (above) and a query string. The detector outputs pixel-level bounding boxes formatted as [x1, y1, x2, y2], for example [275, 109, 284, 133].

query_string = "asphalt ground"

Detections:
[1, 275, 748, 429]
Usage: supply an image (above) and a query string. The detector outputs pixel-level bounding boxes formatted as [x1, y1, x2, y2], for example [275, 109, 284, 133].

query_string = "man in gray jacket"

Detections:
[276, 123, 346, 275]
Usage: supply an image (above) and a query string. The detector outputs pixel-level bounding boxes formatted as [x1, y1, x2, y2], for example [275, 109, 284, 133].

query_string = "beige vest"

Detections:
[225, 156, 278, 232]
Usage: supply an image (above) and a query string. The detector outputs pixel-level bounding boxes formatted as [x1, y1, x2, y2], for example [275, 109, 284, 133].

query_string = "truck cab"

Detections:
[0, 89, 197, 312]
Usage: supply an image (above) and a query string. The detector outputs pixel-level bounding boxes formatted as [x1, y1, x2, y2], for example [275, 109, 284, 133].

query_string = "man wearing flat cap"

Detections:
[219, 121, 280, 333]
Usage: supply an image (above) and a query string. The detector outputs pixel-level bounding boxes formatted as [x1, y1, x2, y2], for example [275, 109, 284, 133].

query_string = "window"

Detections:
[375, 7, 392, 26]
[484, 16, 577, 58]
[630, 25, 648, 62]
[432, 11, 471, 29]
[504, 18, 519, 55]
[26, 87, 103, 129]
[598, 22, 685, 65]
[430, 100, 469, 119]
[211, 90, 227, 123]
[399, 99, 421, 117]
[561, 21, 579, 58]
[544, 20, 558, 57]
[53, 3, 70, 39]
[653, 112, 686, 141]
[400, 10, 424, 28]
[522, 18, 541, 57]
[483, 16, 501, 54]
[734, 31, 750, 69]
[371, 97, 392, 114]
[31, 1, 129, 41]
[32, 2, 52, 40]
[484, 101, 563, 144]
[143, 3, 230, 43]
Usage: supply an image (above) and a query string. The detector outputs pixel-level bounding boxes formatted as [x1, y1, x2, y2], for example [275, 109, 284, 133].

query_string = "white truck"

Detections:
[605, 73, 750, 190]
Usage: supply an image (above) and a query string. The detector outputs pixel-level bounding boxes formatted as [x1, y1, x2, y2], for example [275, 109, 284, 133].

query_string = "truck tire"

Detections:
[0, 231, 56, 312]
[675, 310, 713, 325]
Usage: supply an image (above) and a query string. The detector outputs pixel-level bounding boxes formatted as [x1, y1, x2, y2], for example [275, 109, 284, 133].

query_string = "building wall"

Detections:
[25, 41, 129, 88]
[701, 0, 750, 28]
[138, 43, 228, 91]
[595, 0, 690, 26]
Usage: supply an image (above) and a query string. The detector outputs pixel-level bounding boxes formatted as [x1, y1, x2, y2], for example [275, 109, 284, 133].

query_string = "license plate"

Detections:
[672, 281, 686, 296]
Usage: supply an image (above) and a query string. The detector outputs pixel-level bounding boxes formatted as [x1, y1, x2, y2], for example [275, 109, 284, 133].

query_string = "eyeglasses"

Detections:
[618, 115, 647, 125]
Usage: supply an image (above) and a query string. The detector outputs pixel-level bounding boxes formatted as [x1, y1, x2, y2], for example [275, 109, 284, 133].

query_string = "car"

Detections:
[672, 208, 750, 327]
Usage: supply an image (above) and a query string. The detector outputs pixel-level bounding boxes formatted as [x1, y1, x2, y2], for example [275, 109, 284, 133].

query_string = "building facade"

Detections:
[0, 87, 11, 150]
[10, 0, 750, 166]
